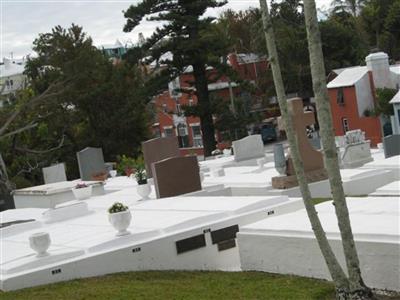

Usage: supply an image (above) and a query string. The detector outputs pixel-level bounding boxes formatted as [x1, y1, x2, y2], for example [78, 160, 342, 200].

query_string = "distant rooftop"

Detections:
[389, 90, 400, 104]
[0, 58, 25, 78]
[327, 66, 368, 89]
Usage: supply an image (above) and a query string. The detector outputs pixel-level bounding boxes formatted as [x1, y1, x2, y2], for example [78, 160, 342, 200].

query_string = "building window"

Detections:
[164, 127, 174, 137]
[342, 118, 349, 133]
[337, 88, 345, 106]
[162, 103, 167, 113]
[176, 103, 181, 114]
[189, 98, 193, 106]
[191, 125, 203, 148]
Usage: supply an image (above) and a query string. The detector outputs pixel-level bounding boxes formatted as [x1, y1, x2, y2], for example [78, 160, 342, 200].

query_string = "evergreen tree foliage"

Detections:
[123, 0, 230, 156]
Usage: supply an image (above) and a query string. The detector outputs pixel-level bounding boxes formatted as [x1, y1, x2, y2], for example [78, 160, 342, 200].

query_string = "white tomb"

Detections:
[1, 191, 302, 291]
[12, 181, 105, 209]
[238, 196, 400, 291]
[339, 130, 373, 168]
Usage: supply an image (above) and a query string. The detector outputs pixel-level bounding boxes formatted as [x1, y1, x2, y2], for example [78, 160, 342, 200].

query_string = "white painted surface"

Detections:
[366, 52, 394, 89]
[327, 66, 367, 88]
[1, 192, 301, 291]
[354, 72, 375, 117]
[340, 141, 373, 168]
[238, 197, 400, 291]
[13, 181, 105, 209]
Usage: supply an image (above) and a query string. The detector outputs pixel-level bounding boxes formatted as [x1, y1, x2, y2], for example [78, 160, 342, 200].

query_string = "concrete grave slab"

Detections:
[238, 196, 400, 291]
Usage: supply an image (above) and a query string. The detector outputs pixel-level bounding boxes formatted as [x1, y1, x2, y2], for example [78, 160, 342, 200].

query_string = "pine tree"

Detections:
[123, 0, 229, 156]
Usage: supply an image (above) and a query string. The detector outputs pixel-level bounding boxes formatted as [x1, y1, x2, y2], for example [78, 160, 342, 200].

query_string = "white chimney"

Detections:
[365, 52, 393, 89]
[3, 58, 12, 70]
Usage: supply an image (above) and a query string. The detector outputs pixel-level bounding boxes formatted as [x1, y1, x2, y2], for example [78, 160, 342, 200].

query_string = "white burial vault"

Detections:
[238, 196, 400, 291]
[1, 188, 302, 291]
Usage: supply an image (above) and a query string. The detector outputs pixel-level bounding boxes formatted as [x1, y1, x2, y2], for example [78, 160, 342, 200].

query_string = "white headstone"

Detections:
[42, 163, 67, 184]
[232, 135, 265, 162]
[340, 130, 372, 168]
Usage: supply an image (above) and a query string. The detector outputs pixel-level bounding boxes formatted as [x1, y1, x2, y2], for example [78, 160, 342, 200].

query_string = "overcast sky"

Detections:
[1, 0, 332, 60]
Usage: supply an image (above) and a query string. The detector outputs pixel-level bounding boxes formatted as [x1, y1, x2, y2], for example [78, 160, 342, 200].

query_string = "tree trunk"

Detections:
[259, 0, 351, 297]
[303, 1, 374, 299]
[192, 62, 217, 157]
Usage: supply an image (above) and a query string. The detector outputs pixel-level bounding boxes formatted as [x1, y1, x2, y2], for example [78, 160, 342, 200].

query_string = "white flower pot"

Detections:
[29, 232, 51, 257]
[137, 183, 151, 200]
[72, 185, 92, 200]
[109, 170, 117, 178]
[108, 210, 132, 236]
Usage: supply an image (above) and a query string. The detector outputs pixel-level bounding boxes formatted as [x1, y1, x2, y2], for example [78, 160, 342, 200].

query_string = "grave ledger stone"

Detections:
[76, 147, 107, 181]
[232, 135, 265, 162]
[42, 163, 67, 184]
[152, 156, 201, 198]
[272, 98, 327, 189]
[142, 136, 180, 178]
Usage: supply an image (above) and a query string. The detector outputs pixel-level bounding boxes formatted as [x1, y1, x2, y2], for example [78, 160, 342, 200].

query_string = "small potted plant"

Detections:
[108, 202, 131, 236]
[72, 182, 92, 200]
[133, 156, 151, 200]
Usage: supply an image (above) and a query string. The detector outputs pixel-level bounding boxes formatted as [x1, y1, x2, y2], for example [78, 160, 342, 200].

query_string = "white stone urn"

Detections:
[109, 170, 117, 178]
[108, 210, 132, 236]
[29, 232, 51, 257]
[137, 183, 151, 200]
[257, 158, 266, 170]
[72, 185, 92, 200]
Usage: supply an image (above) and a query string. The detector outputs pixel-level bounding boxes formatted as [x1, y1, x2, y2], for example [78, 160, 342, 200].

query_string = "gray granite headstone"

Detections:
[42, 163, 67, 184]
[76, 147, 106, 181]
[152, 156, 201, 198]
[383, 135, 400, 158]
[232, 135, 265, 162]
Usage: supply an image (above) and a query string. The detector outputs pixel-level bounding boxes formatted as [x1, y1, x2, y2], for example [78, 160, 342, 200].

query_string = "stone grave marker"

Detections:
[272, 98, 327, 189]
[383, 135, 400, 158]
[340, 129, 373, 168]
[142, 136, 180, 178]
[42, 163, 67, 184]
[76, 147, 106, 181]
[232, 135, 265, 162]
[152, 156, 201, 198]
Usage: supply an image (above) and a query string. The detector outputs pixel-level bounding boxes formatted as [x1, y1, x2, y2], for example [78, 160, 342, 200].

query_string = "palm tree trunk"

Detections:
[258, 0, 350, 297]
[303, 1, 374, 299]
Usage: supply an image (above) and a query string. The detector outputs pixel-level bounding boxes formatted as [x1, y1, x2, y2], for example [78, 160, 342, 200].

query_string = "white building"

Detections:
[0, 58, 28, 107]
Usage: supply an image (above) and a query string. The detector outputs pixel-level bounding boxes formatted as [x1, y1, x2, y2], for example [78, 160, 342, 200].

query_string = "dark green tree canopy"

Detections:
[2, 24, 149, 188]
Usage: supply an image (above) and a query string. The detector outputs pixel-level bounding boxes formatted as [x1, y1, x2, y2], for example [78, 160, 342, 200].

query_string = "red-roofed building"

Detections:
[150, 53, 269, 156]
[327, 52, 400, 146]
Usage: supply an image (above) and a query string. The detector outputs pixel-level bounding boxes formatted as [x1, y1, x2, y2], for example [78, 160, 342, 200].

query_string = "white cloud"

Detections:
[1, 0, 331, 59]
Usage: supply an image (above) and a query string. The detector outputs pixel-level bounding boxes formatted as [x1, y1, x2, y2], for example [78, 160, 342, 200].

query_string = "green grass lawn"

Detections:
[1, 271, 336, 300]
